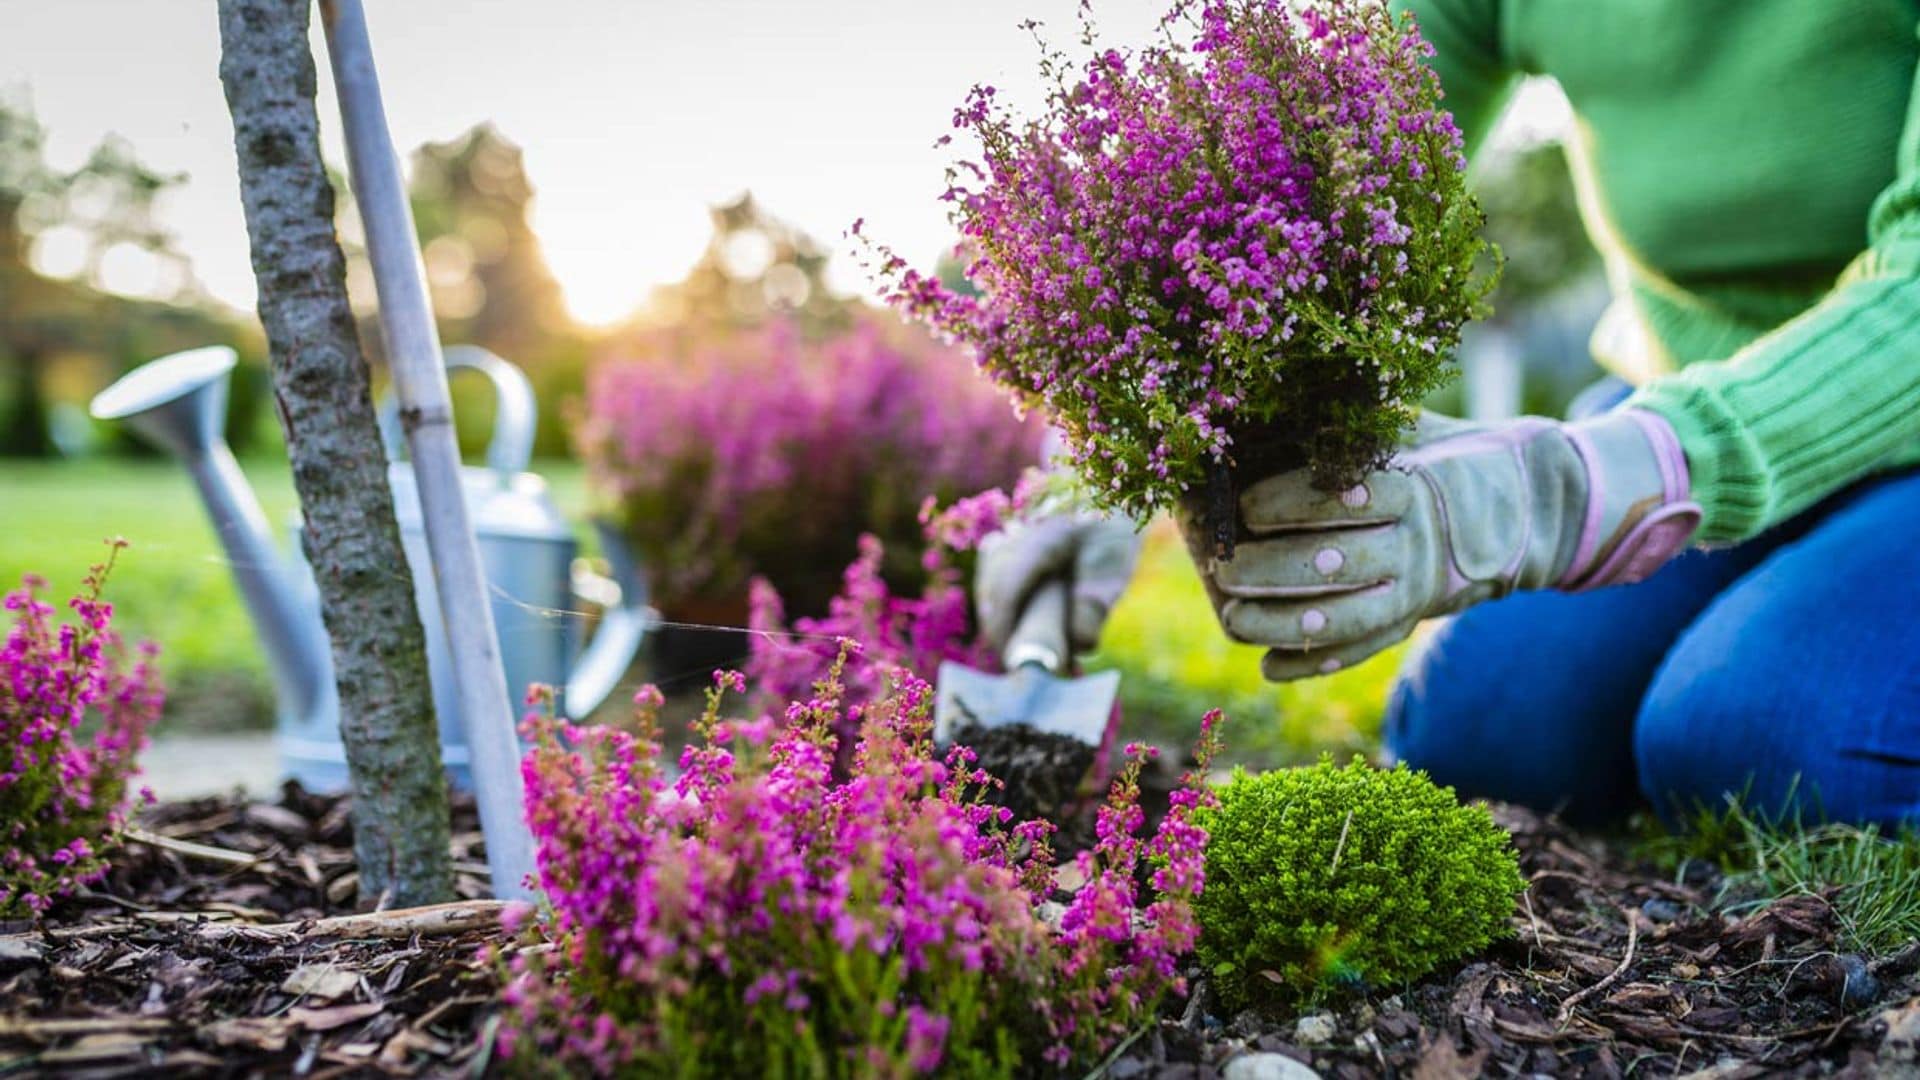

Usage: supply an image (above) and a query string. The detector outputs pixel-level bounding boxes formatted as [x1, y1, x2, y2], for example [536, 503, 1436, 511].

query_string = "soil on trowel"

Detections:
[949, 721, 1100, 826]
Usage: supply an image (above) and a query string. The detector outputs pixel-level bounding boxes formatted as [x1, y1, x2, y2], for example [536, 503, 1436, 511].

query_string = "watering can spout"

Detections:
[90, 347, 332, 722]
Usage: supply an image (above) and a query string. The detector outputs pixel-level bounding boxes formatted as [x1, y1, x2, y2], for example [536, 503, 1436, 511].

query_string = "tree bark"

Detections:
[215, 0, 452, 906]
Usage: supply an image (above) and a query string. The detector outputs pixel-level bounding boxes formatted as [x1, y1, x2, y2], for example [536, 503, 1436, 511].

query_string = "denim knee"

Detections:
[1636, 662, 1825, 824]
[1384, 607, 1643, 822]
[1635, 472, 1920, 830]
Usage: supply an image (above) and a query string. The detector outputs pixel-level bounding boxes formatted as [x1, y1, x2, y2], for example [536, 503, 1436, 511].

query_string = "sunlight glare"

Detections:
[532, 195, 713, 328]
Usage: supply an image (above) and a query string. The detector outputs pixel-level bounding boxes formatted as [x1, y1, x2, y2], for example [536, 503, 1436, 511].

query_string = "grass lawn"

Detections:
[0, 457, 593, 730]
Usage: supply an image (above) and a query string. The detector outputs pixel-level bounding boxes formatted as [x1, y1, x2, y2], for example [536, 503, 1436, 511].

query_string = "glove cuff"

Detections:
[1557, 409, 1702, 591]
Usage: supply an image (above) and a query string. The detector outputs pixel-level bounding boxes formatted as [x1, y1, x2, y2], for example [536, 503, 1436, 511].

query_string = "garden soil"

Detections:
[3, 785, 1917, 1077]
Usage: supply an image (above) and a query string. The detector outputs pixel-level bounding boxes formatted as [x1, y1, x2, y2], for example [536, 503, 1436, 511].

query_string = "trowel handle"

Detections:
[1003, 579, 1071, 674]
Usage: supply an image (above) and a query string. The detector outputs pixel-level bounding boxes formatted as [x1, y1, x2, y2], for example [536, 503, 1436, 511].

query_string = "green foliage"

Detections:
[1640, 796, 1920, 954]
[1195, 756, 1524, 1010]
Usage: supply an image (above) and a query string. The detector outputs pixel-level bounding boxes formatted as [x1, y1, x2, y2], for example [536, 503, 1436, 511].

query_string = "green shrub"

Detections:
[1195, 756, 1524, 1010]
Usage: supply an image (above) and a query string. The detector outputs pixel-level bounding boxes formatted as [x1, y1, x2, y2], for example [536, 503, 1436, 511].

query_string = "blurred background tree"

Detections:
[334, 124, 588, 458]
[623, 191, 853, 341]
[0, 97, 262, 460]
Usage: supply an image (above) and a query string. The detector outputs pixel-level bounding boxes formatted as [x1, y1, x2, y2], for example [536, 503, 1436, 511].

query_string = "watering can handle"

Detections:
[377, 345, 537, 479]
[564, 519, 655, 720]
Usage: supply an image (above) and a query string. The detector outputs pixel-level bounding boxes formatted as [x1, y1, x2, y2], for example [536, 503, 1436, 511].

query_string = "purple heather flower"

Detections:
[866, 0, 1490, 518]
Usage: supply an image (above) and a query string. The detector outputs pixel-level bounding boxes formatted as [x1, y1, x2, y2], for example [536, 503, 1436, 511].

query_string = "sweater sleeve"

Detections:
[1390, 0, 1517, 159]
[1627, 52, 1920, 543]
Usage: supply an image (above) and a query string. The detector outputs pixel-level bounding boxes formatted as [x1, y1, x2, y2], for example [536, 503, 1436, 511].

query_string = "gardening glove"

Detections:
[976, 512, 1143, 663]
[1191, 409, 1701, 681]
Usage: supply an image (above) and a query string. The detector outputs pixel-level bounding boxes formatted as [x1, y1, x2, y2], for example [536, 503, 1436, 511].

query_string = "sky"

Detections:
[1, 0, 1567, 326]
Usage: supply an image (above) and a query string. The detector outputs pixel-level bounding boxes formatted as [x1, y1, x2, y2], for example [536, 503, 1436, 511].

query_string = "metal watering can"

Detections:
[90, 345, 653, 791]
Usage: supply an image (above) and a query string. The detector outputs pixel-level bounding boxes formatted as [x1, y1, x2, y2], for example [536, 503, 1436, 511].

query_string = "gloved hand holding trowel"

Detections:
[934, 509, 1142, 818]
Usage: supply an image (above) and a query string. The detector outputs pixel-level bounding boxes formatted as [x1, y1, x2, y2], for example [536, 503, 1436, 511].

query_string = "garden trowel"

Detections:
[934, 580, 1120, 749]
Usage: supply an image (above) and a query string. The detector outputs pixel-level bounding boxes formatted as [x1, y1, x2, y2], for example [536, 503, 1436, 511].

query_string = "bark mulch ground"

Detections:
[0, 785, 508, 1078]
[2, 789, 1918, 1077]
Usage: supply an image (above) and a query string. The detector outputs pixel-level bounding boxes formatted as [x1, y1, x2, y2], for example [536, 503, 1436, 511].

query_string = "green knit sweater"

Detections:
[1397, 0, 1920, 542]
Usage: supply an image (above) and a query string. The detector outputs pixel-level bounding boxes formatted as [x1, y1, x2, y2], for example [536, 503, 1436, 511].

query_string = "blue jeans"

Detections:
[1384, 466, 1920, 828]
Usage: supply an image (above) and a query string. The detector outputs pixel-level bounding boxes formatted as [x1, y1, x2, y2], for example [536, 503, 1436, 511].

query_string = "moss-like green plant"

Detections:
[1195, 756, 1523, 1010]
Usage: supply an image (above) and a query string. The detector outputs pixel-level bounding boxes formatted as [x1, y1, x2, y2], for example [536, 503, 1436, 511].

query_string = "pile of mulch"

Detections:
[5, 789, 1919, 1077]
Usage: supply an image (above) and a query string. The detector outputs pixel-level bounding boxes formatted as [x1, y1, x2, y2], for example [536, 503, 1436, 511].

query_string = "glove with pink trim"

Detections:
[976, 512, 1143, 660]
[1187, 409, 1702, 681]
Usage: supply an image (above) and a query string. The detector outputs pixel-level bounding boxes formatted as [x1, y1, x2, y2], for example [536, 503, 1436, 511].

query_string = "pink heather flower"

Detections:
[500, 630, 1226, 1073]
[1, 545, 163, 916]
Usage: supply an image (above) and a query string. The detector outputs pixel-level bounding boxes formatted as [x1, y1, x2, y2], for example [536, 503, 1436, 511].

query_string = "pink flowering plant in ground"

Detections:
[869, 0, 1494, 548]
[500, 655, 1223, 1076]
[1, 543, 163, 916]
[577, 314, 1044, 618]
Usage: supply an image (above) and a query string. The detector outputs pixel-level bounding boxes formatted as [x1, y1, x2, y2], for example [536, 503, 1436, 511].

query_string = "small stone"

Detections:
[1877, 998, 1920, 1072]
[0, 936, 44, 969]
[1293, 1012, 1337, 1046]
[1223, 1052, 1322, 1080]
[1640, 897, 1684, 924]
[1226, 1010, 1266, 1039]
[1840, 954, 1881, 1010]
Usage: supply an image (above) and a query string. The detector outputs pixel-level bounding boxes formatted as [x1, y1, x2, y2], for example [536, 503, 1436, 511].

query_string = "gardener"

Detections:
[981, 0, 1920, 828]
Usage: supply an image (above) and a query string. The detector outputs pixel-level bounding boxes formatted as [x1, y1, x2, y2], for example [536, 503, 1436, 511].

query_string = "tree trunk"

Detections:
[215, 0, 452, 906]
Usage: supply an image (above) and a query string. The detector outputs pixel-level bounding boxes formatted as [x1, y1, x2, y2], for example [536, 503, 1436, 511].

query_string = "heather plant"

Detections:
[1195, 756, 1523, 1011]
[577, 314, 1044, 618]
[871, 0, 1494, 550]
[500, 659, 1223, 1076]
[1, 544, 163, 916]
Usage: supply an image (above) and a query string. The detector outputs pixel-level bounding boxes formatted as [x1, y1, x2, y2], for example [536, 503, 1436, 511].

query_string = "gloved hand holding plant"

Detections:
[1192, 408, 1702, 677]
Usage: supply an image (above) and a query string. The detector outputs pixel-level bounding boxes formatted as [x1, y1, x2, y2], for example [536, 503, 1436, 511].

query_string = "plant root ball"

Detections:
[1195, 755, 1526, 1012]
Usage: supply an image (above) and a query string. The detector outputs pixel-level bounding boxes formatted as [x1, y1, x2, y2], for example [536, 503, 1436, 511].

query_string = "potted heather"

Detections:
[873, 0, 1495, 554]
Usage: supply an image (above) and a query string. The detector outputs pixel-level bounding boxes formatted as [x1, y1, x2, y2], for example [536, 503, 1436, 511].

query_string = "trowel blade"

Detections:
[932, 660, 1120, 748]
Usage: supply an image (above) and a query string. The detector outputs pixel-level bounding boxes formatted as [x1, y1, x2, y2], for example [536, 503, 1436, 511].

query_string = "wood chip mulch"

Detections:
[3, 789, 1918, 1077]
[0, 785, 511, 1078]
